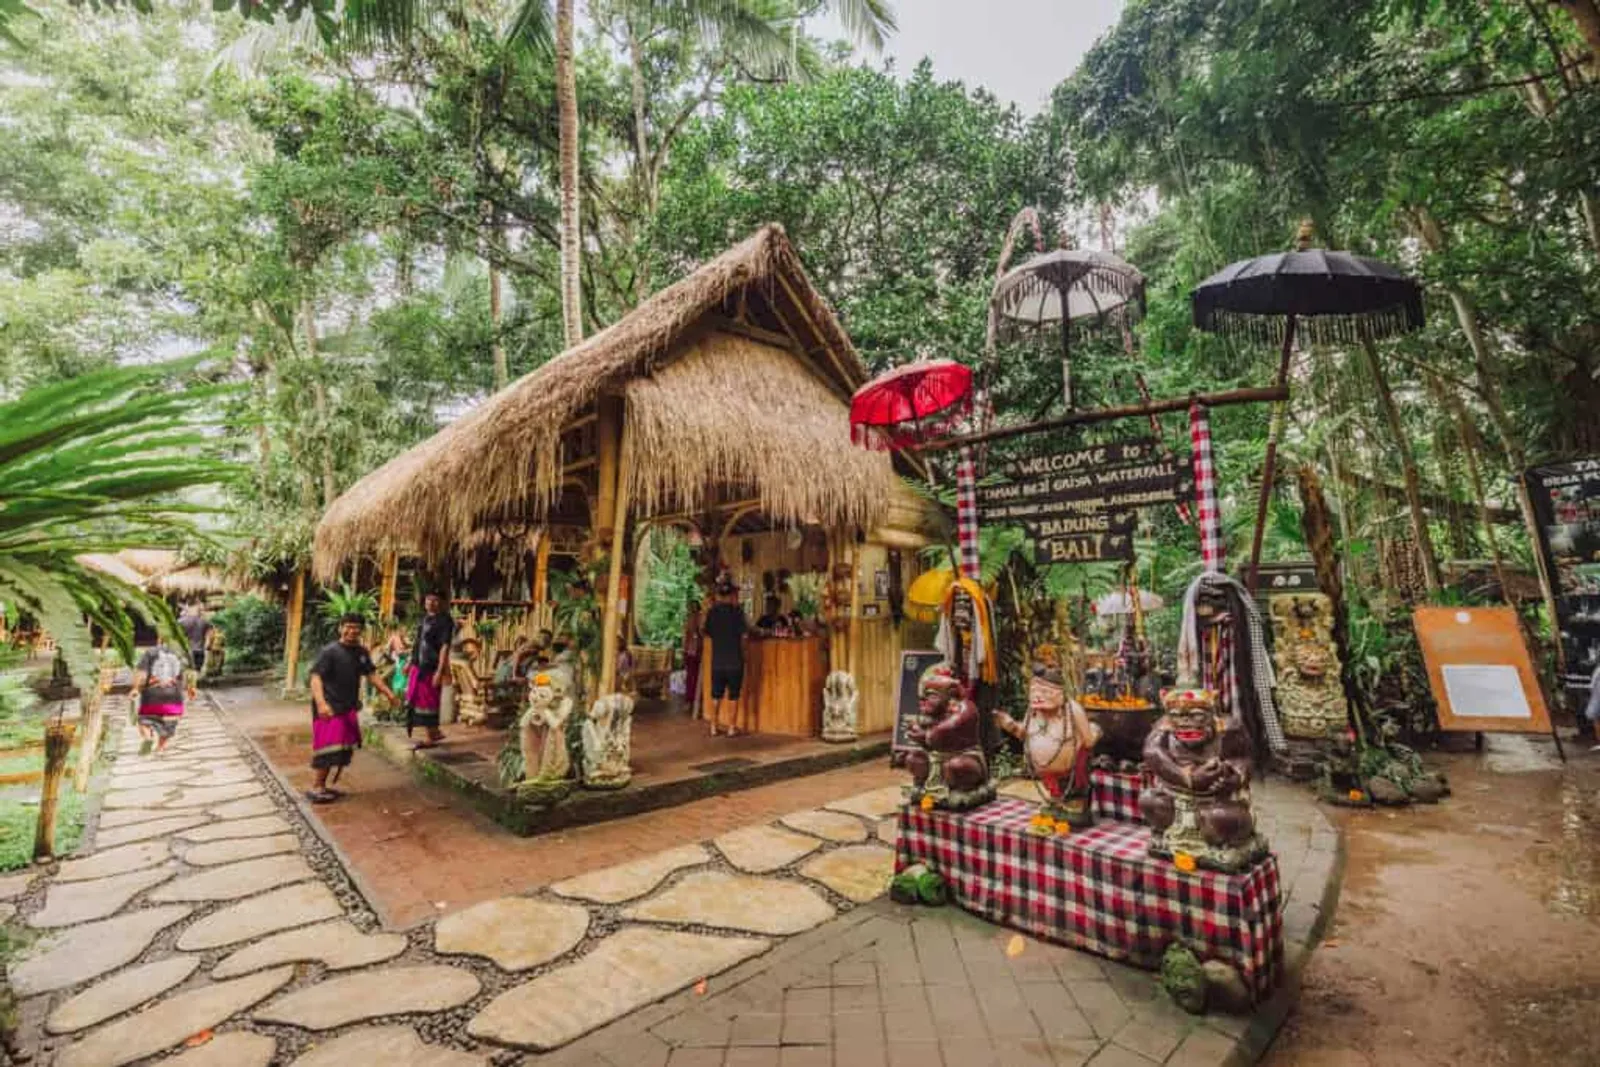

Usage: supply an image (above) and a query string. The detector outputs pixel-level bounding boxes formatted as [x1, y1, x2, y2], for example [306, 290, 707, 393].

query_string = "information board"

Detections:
[892, 650, 946, 754]
[1523, 456, 1600, 711]
[1413, 606, 1552, 735]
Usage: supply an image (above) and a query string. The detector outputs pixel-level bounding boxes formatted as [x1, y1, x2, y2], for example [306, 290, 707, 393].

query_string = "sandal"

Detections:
[306, 789, 338, 804]
[411, 741, 440, 751]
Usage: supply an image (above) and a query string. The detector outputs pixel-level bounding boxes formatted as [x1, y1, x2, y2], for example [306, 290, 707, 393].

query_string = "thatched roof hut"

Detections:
[315, 224, 908, 577]
[79, 550, 257, 598]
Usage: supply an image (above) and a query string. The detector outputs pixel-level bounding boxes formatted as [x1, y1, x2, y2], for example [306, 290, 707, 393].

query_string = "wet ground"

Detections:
[1266, 734, 1600, 1067]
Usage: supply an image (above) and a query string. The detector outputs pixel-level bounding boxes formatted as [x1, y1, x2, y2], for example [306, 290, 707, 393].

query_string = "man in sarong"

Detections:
[131, 641, 193, 755]
[308, 612, 399, 803]
[405, 591, 455, 749]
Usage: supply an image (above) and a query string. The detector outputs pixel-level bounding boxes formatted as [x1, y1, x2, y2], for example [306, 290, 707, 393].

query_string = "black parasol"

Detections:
[1192, 247, 1424, 345]
[1190, 224, 1426, 591]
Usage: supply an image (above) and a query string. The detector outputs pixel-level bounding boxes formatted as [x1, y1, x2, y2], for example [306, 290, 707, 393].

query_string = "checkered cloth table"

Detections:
[1090, 769, 1144, 824]
[895, 798, 1284, 1002]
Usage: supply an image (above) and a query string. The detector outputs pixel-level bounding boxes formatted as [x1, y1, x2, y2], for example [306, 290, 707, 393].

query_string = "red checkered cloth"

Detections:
[1090, 769, 1144, 824]
[895, 798, 1284, 1002]
[955, 446, 980, 581]
[1190, 402, 1224, 573]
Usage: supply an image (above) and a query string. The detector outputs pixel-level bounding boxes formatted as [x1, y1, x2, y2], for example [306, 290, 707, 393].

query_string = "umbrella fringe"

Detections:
[995, 264, 1146, 322]
[1195, 304, 1423, 346]
[997, 301, 1145, 345]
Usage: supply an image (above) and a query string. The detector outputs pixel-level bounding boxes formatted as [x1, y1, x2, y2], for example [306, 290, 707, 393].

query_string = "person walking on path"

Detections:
[702, 583, 750, 737]
[405, 591, 455, 749]
[178, 603, 212, 674]
[130, 641, 193, 755]
[682, 598, 703, 715]
[308, 612, 399, 803]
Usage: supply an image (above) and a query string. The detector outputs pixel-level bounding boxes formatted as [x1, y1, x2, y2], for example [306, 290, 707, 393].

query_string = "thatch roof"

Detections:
[148, 566, 257, 598]
[78, 550, 255, 598]
[77, 554, 149, 587]
[315, 225, 887, 577]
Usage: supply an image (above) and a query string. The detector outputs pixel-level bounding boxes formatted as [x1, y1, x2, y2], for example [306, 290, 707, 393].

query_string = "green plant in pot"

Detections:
[789, 573, 825, 633]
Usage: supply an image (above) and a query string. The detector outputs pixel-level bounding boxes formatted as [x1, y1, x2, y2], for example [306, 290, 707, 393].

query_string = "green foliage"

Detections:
[211, 595, 287, 673]
[319, 581, 379, 626]
[788, 572, 825, 619]
[635, 528, 700, 648]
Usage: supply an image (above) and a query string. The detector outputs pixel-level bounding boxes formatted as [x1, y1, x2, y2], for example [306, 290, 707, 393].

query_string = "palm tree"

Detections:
[0, 361, 237, 682]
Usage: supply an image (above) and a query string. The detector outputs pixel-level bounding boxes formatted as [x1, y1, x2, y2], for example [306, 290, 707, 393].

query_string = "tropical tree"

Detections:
[0, 361, 237, 682]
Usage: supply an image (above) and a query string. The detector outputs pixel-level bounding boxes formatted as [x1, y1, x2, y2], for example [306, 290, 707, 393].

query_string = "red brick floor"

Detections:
[215, 687, 900, 930]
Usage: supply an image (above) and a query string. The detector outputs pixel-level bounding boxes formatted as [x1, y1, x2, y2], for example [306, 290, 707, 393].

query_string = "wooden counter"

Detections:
[701, 635, 826, 737]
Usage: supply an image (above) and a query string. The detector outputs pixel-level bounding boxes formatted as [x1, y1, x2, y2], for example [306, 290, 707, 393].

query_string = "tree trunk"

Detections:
[1356, 333, 1442, 593]
[489, 205, 508, 391]
[627, 21, 653, 301]
[1433, 376, 1513, 603]
[301, 297, 337, 509]
[556, 0, 584, 347]
[1553, 1, 1600, 67]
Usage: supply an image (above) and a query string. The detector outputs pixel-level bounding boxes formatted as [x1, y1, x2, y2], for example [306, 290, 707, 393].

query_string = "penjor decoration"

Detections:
[904, 665, 996, 812]
[1140, 686, 1270, 873]
[994, 669, 1101, 829]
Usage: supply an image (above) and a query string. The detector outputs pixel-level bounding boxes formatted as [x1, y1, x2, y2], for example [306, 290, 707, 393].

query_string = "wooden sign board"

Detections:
[1023, 511, 1136, 540]
[1413, 607, 1552, 735]
[1004, 439, 1160, 479]
[1034, 530, 1135, 565]
[892, 650, 946, 753]
[977, 456, 1186, 508]
[1523, 456, 1600, 711]
[979, 476, 1193, 523]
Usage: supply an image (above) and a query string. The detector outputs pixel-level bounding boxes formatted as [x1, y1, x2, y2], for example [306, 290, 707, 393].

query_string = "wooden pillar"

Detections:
[598, 426, 633, 697]
[533, 533, 552, 604]
[33, 719, 73, 861]
[73, 689, 104, 794]
[377, 552, 399, 621]
[846, 538, 863, 677]
[283, 569, 307, 693]
[595, 397, 621, 540]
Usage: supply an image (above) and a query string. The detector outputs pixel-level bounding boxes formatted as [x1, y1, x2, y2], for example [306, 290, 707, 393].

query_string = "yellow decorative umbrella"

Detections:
[905, 568, 955, 625]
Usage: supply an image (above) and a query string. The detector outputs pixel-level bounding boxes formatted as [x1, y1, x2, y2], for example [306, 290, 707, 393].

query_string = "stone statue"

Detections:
[1269, 595, 1348, 741]
[905, 665, 995, 812]
[520, 669, 576, 786]
[821, 671, 859, 743]
[994, 670, 1101, 829]
[580, 694, 634, 789]
[1139, 686, 1269, 873]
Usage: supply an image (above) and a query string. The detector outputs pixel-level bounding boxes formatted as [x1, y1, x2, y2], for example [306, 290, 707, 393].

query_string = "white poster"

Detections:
[1440, 665, 1533, 719]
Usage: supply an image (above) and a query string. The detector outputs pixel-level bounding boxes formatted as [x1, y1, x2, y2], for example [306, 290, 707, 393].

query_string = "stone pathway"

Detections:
[4, 694, 1338, 1066]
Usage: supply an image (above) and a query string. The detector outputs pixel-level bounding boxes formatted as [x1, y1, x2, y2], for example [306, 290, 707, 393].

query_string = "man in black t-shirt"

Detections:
[404, 591, 455, 747]
[702, 583, 750, 737]
[307, 613, 399, 803]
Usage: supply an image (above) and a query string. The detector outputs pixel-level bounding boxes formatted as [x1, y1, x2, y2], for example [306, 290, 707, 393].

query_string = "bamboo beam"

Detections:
[915, 386, 1290, 453]
[598, 427, 634, 697]
[283, 569, 307, 694]
[533, 533, 552, 604]
[595, 396, 621, 544]
[847, 541, 863, 677]
[377, 552, 399, 622]
[774, 273, 860, 391]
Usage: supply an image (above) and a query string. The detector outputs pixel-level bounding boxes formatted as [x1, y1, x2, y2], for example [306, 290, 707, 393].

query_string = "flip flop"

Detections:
[411, 741, 440, 751]
[306, 789, 339, 804]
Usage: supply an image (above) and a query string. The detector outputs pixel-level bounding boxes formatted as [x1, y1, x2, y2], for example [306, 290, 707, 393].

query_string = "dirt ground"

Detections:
[1266, 733, 1600, 1067]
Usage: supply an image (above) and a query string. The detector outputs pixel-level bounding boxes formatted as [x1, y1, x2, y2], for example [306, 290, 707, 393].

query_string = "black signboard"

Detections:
[1034, 529, 1136, 565]
[1004, 439, 1161, 480]
[978, 456, 1187, 508]
[979, 476, 1194, 524]
[892, 650, 947, 753]
[1023, 511, 1137, 540]
[1524, 457, 1600, 710]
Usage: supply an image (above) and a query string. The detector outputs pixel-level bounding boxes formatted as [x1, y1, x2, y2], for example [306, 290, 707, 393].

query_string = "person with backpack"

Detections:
[130, 642, 194, 755]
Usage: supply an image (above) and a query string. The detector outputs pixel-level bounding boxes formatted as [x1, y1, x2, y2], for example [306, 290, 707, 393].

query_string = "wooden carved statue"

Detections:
[580, 694, 633, 789]
[994, 669, 1102, 829]
[1139, 686, 1269, 873]
[821, 671, 859, 743]
[905, 665, 996, 811]
[1269, 595, 1348, 741]
[520, 669, 575, 785]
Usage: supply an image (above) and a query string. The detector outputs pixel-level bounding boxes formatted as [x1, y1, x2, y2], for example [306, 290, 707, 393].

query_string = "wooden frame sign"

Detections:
[1413, 607, 1552, 735]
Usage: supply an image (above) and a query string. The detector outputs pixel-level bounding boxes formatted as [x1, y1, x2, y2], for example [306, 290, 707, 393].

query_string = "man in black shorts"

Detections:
[702, 583, 750, 736]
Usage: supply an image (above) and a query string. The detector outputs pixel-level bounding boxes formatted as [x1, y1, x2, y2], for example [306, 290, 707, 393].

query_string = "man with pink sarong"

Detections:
[404, 590, 454, 750]
[307, 613, 399, 804]
[131, 642, 193, 755]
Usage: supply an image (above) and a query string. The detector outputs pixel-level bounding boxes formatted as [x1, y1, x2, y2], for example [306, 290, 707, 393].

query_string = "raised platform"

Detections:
[370, 702, 891, 836]
[895, 796, 1285, 1003]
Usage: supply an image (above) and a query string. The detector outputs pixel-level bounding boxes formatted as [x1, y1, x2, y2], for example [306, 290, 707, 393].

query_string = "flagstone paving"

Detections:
[175, 881, 344, 951]
[549, 843, 710, 904]
[714, 824, 823, 873]
[290, 1026, 488, 1067]
[799, 843, 897, 903]
[28, 866, 177, 928]
[623, 870, 838, 935]
[433, 897, 590, 970]
[53, 966, 294, 1067]
[255, 964, 481, 1030]
[212, 918, 407, 979]
[54, 840, 170, 882]
[178, 832, 299, 867]
[44, 956, 200, 1034]
[5, 693, 1337, 1067]
[467, 928, 771, 1050]
[780, 807, 872, 842]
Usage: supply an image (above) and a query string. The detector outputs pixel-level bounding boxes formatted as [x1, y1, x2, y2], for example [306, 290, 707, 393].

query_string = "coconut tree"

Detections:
[0, 361, 237, 683]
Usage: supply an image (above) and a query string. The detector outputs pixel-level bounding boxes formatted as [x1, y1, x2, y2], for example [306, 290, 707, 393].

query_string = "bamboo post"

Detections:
[72, 688, 104, 793]
[846, 539, 864, 677]
[533, 533, 551, 604]
[34, 718, 74, 861]
[377, 552, 399, 621]
[598, 426, 633, 697]
[283, 569, 307, 694]
[1247, 317, 1297, 592]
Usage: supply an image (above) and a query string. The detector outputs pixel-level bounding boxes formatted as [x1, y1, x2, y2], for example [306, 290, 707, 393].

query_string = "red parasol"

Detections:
[849, 359, 973, 451]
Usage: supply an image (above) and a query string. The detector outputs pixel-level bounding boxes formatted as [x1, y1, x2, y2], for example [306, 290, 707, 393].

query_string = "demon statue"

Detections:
[905, 665, 996, 812]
